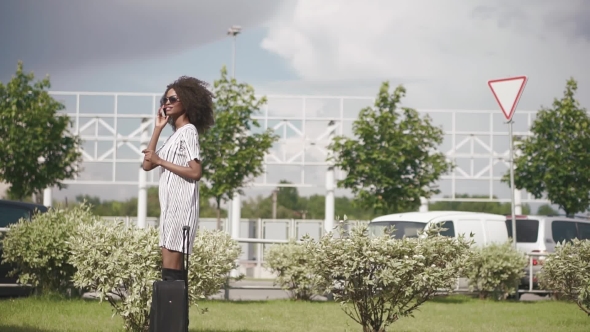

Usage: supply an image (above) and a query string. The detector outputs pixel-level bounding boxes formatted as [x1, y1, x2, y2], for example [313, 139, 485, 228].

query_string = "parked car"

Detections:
[368, 211, 510, 246]
[367, 211, 510, 291]
[0, 199, 48, 296]
[505, 214, 590, 291]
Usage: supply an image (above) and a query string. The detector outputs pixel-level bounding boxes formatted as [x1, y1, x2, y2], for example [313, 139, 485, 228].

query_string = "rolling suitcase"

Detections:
[149, 225, 190, 332]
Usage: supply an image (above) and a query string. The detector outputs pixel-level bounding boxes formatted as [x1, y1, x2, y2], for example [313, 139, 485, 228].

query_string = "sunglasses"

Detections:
[160, 95, 180, 105]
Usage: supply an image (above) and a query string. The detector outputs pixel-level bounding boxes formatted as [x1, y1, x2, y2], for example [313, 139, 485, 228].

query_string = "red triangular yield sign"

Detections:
[487, 76, 528, 121]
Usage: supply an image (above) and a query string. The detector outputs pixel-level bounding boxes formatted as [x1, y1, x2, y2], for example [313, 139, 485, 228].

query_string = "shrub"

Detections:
[264, 238, 325, 301]
[1, 203, 99, 294]
[309, 220, 473, 332]
[69, 220, 241, 332]
[189, 227, 243, 300]
[465, 241, 527, 300]
[539, 239, 590, 316]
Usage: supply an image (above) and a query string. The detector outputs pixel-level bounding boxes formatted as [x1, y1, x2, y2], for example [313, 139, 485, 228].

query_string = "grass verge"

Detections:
[0, 295, 588, 331]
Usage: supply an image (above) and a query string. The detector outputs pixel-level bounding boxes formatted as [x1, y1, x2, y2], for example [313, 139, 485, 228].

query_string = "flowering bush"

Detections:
[1, 203, 98, 294]
[309, 220, 473, 332]
[69, 220, 241, 331]
[265, 238, 326, 301]
[539, 239, 590, 316]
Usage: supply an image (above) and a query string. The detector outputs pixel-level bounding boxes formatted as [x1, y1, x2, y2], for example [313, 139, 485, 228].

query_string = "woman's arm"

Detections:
[142, 150, 201, 180]
[143, 125, 202, 180]
[159, 159, 202, 181]
[142, 106, 168, 171]
[142, 127, 164, 171]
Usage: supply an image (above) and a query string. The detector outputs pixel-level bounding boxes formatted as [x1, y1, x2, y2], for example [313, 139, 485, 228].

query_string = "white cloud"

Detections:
[248, 0, 590, 208]
[259, 0, 590, 110]
[23, 0, 590, 206]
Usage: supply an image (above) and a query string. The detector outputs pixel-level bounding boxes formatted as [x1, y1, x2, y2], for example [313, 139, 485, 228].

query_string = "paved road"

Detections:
[519, 293, 552, 301]
[208, 280, 330, 301]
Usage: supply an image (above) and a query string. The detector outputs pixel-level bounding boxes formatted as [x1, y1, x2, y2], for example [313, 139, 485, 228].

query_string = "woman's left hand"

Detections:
[142, 149, 162, 165]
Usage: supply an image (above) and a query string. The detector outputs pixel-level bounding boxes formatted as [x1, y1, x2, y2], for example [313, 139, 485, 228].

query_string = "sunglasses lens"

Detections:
[161, 96, 179, 105]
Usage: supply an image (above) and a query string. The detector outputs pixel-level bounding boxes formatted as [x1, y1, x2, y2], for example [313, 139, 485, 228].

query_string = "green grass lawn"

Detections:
[0, 295, 588, 332]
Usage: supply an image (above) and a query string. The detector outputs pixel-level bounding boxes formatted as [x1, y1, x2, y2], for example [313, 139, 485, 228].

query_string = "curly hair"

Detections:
[161, 76, 215, 134]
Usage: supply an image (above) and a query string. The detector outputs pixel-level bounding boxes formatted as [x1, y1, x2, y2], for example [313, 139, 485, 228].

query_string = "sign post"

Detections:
[487, 76, 528, 248]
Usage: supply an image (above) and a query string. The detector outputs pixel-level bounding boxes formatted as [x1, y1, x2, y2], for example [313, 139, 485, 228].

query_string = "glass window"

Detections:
[368, 221, 426, 239]
[505, 219, 539, 243]
[0, 204, 30, 228]
[0, 204, 31, 227]
[552, 221, 579, 244]
[578, 223, 590, 240]
[438, 221, 455, 237]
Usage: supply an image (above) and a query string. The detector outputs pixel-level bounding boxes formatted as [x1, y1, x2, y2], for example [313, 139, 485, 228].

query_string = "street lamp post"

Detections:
[227, 25, 242, 282]
[227, 24, 243, 233]
[227, 25, 242, 79]
[325, 120, 337, 235]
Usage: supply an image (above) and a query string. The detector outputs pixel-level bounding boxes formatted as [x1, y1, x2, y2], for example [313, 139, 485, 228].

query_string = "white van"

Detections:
[505, 214, 590, 290]
[368, 211, 510, 247]
[367, 211, 510, 292]
[505, 214, 590, 253]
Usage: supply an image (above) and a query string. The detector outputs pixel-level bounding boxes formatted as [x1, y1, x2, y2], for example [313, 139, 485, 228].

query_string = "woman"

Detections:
[142, 76, 215, 281]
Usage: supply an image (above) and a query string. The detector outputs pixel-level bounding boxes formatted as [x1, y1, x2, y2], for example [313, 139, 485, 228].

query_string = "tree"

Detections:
[0, 61, 82, 201]
[328, 82, 452, 214]
[276, 180, 300, 212]
[71, 189, 224, 218]
[201, 66, 279, 228]
[506, 78, 590, 216]
[241, 195, 298, 219]
[537, 204, 558, 216]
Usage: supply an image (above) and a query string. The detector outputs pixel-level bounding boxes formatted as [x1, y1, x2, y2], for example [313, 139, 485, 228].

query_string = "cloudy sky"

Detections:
[1, 0, 589, 211]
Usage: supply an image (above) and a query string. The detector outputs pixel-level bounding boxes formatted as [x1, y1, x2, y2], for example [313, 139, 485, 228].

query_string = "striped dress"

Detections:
[155, 123, 200, 255]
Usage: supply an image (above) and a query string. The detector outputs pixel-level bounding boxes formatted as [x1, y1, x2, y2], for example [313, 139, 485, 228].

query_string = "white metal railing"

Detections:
[98, 216, 327, 273]
[221, 242, 553, 300]
[2, 215, 552, 299]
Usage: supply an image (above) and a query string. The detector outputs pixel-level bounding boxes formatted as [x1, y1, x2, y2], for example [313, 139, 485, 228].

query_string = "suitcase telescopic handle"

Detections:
[182, 225, 190, 330]
[182, 225, 190, 273]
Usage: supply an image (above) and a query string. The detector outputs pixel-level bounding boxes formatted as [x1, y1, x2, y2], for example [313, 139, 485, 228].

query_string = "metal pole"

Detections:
[272, 189, 277, 219]
[231, 197, 240, 239]
[232, 35, 236, 78]
[43, 188, 52, 207]
[419, 197, 428, 212]
[325, 122, 336, 234]
[508, 120, 517, 248]
[227, 25, 240, 79]
[325, 167, 335, 233]
[226, 25, 242, 286]
[137, 117, 149, 229]
[227, 25, 241, 234]
[230, 194, 241, 279]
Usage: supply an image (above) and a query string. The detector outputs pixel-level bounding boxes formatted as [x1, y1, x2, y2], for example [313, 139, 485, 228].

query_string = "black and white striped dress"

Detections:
[155, 123, 200, 255]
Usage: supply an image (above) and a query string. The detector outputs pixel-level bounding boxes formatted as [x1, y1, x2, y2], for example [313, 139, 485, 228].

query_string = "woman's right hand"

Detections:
[155, 105, 169, 129]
